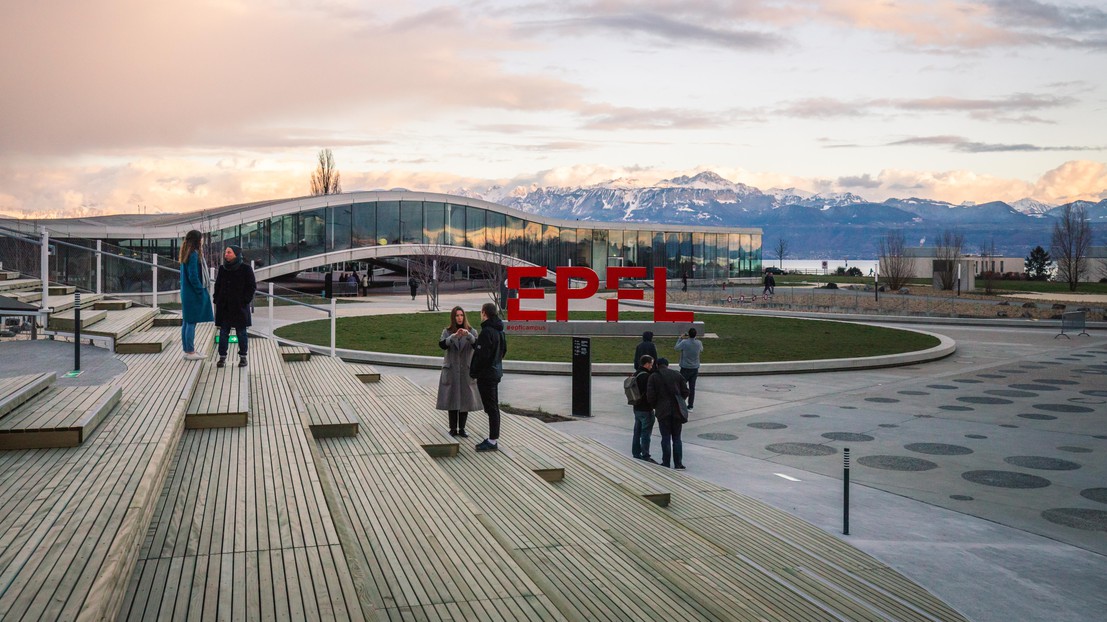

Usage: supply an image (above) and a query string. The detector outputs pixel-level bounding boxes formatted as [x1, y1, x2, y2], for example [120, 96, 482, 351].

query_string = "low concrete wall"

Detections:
[503, 320, 705, 337]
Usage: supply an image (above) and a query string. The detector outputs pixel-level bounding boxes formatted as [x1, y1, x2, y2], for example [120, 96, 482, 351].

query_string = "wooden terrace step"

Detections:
[8, 290, 42, 304]
[115, 325, 176, 354]
[185, 357, 250, 428]
[0, 385, 122, 449]
[43, 292, 103, 312]
[77, 306, 157, 340]
[0, 278, 39, 293]
[0, 271, 22, 281]
[93, 299, 132, 310]
[47, 308, 107, 331]
[0, 372, 56, 420]
[305, 401, 359, 438]
[152, 313, 182, 327]
[49, 285, 75, 296]
[279, 345, 311, 362]
[347, 363, 380, 383]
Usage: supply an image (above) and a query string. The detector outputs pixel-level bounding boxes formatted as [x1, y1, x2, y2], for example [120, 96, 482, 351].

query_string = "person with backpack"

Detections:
[628, 355, 657, 463]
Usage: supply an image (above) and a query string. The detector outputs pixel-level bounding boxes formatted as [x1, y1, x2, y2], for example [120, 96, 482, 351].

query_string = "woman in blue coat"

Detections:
[179, 230, 214, 360]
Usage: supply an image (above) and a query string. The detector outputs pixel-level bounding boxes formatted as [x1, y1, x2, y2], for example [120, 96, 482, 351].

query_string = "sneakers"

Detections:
[638, 455, 659, 464]
[216, 356, 226, 368]
[238, 356, 248, 367]
[674, 464, 686, 470]
[475, 439, 498, 452]
[183, 352, 204, 361]
[456, 430, 469, 438]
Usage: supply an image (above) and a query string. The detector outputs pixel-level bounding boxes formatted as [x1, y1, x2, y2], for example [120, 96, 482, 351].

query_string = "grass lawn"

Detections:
[274, 311, 940, 363]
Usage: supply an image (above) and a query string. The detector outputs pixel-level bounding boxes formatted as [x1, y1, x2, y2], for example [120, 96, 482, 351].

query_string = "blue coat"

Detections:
[180, 251, 214, 324]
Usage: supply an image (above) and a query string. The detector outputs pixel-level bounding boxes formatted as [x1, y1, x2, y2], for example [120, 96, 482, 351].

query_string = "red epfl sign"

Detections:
[506, 266, 694, 322]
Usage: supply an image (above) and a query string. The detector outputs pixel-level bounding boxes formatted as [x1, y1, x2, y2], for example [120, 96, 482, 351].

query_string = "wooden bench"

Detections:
[0, 385, 121, 449]
[306, 401, 359, 438]
[185, 358, 249, 428]
[279, 345, 312, 362]
[0, 372, 55, 419]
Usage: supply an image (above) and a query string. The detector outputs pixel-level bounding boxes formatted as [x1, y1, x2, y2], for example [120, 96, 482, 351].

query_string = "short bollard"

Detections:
[843, 447, 850, 535]
[73, 291, 81, 373]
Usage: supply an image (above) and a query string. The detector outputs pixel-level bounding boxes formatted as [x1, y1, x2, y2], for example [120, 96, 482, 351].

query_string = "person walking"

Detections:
[675, 327, 703, 410]
[213, 245, 256, 368]
[408, 276, 418, 300]
[633, 331, 658, 372]
[436, 306, 481, 438]
[631, 355, 657, 463]
[469, 302, 507, 452]
[763, 271, 775, 295]
[646, 358, 689, 469]
[178, 230, 213, 361]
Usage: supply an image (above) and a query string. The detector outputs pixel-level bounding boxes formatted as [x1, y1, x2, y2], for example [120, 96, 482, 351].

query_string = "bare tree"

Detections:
[774, 237, 788, 269]
[878, 229, 913, 290]
[980, 238, 997, 295]
[1051, 203, 1093, 292]
[934, 229, 964, 290]
[407, 244, 462, 311]
[310, 149, 342, 196]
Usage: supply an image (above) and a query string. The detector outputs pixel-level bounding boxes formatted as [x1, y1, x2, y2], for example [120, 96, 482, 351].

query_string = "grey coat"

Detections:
[435, 328, 482, 411]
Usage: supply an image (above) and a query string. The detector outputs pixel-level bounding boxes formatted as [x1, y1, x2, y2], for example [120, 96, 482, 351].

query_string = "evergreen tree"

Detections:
[1024, 245, 1053, 281]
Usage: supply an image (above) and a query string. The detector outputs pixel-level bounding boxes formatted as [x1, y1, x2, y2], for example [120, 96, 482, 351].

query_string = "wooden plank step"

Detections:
[306, 401, 359, 438]
[0, 385, 121, 449]
[78, 307, 157, 339]
[185, 358, 249, 428]
[153, 313, 182, 327]
[279, 345, 311, 362]
[116, 325, 176, 354]
[9, 290, 42, 303]
[49, 285, 75, 295]
[372, 395, 459, 458]
[93, 299, 133, 310]
[0, 278, 39, 292]
[501, 445, 565, 482]
[0, 271, 22, 281]
[48, 308, 107, 331]
[43, 292, 103, 312]
[572, 439, 672, 507]
[347, 363, 380, 383]
[0, 373, 56, 419]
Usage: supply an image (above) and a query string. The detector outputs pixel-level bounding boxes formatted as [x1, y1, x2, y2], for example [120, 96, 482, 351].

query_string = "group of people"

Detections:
[434, 303, 507, 451]
[179, 230, 256, 368]
[628, 329, 703, 469]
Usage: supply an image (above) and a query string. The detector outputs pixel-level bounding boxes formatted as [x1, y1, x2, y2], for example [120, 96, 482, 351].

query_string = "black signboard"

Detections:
[571, 336, 591, 417]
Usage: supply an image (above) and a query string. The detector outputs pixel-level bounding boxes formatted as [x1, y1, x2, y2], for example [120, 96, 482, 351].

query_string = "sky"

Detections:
[1, 0, 1106, 218]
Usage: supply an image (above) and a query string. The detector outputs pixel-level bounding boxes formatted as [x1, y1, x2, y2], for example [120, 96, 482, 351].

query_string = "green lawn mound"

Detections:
[274, 311, 939, 364]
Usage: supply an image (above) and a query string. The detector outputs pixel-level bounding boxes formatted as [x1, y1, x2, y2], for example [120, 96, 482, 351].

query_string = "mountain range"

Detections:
[453, 171, 1107, 259]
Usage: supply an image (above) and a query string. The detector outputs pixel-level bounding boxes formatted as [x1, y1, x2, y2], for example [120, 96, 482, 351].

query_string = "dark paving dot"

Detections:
[1080, 390, 1107, 397]
[927, 384, 959, 390]
[957, 396, 1013, 405]
[999, 369, 1026, 374]
[697, 432, 738, 441]
[905, 443, 974, 456]
[1018, 413, 1057, 421]
[747, 422, 787, 430]
[1072, 353, 1094, 358]
[1020, 364, 1046, 369]
[1080, 488, 1107, 504]
[865, 397, 900, 403]
[965, 434, 988, 439]
[950, 495, 974, 501]
[986, 389, 1038, 398]
[954, 379, 983, 384]
[763, 383, 796, 389]
[858, 455, 938, 471]
[822, 432, 874, 442]
[1070, 397, 1106, 405]
[1033, 403, 1094, 413]
[878, 424, 899, 428]
[766, 442, 836, 456]
[1078, 369, 1107, 375]
[1034, 379, 1078, 385]
[999, 424, 1019, 428]
[1096, 435, 1107, 440]
[1041, 508, 1107, 531]
[1039, 361, 1063, 365]
[962, 470, 1051, 488]
[1004, 456, 1082, 471]
[977, 374, 1006, 379]
[1010, 383, 1060, 391]
[915, 414, 934, 418]
[939, 405, 974, 411]
[898, 390, 930, 396]
[1059, 446, 1093, 453]
[800, 414, 820, 418]
[839, 406, 857, 410]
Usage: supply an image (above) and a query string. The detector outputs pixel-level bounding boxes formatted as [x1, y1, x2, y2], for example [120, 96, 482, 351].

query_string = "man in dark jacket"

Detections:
[631, 355, 656, 463]
[213, 245, 256, 368]
[646, 357, 690, 470]
[633, 331, 658, 372]
[470, 302, 507, 451]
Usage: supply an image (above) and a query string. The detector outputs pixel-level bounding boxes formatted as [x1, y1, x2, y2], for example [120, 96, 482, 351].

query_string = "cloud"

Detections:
[579, 104, 742, 130]
[779, 93, 1071, 121]
[533, 11, 784, 50]
[1031, 160, 1107, 203]
[888, 135, 1103, 153]
[837, 173, 883, 188]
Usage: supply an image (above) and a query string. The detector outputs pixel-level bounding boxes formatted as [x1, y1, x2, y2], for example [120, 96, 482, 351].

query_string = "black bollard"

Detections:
[843, 447, 850, 535]
[73, 291, 81, 372]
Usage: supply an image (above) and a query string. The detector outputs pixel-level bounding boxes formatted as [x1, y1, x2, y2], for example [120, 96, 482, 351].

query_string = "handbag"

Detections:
[675, 394, 689, 423]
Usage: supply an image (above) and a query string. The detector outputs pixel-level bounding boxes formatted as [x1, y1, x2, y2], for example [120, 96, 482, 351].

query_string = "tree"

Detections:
[1050, 203, 1093, 292]
[407, 243, 461, 311]
[980, 238, 997, 295]
[310, 149, 342, 196]
[1024, 245, 1052, 281]
[934, 229, 964, 290]
[878, 229, 913, 290]
[774, 238, 788, 268]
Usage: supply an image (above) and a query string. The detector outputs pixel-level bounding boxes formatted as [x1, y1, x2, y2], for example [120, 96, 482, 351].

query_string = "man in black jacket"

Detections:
[633, 331, 658, 372]
[631, 355, 656, 463]
[646, 357, 690, 470]
[213, 245, 256, 368]
[469, 302, 507, 451]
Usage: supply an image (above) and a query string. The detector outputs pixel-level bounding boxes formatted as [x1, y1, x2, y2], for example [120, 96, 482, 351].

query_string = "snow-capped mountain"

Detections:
[1011, 197, 1055, 216]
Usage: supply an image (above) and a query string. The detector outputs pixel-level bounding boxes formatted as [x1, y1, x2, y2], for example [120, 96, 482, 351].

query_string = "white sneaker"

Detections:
[183, 352, 205, 361]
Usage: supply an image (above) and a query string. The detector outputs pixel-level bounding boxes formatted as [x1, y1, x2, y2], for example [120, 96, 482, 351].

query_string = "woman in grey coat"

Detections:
[436, 306, 482, 437]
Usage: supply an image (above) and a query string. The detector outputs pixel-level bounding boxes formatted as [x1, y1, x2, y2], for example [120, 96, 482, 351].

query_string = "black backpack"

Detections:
[624, 371, 645, 404]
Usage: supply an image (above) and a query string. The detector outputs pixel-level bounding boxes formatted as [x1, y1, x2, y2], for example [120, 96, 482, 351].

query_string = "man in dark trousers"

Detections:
[646, 357, 690, 470]
[631, 355, 657, 463]
[408, 276, 418, 300]
[213, 245, 256, 368]
[633, 331, 658, 372]
[470, 302, 507, 451]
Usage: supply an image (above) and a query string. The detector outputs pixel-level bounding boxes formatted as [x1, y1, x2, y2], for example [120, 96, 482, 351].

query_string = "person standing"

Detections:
[408, 276, 418, 300]
[631, 355, 657, 463]
[675, 327, 703, 410]
[178, 230, 213, 361]
[436, 306, 481, 438]
[469, 302, 506, 452]
[633, 331, 658, 372]
[647, 357, 689, 469]
[213, 245, 256, 368]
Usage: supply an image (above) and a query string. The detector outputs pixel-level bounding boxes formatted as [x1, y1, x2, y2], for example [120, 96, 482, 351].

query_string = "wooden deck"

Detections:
[116, 325, 176, 354]
[0, 372, 55, 419]
[305, 401, 359, 438]
[185, 356, 250, 428]
[279, 345, 312, 362]
[0, 385, 121, 449]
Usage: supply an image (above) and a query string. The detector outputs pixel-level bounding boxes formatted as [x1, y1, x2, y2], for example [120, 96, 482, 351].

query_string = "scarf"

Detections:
[223, 245, 244, 271]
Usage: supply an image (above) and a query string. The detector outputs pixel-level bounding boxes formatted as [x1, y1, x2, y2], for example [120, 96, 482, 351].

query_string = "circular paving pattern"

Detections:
[1009, 383, 1060, 391]
[822, 432, 874, 442]
[865, 397, 900, 403]
[939, 405, 974, 411]
[747, 422, 787, 430]
[927, 384, 959, 390]
[1058, 446, 1092, 453]
[1034, 379, 1078, 385]
[697, 432, 738, 441]
[858, 455, 938, 471]
[1080, 390, 1107, 397]
[1079, 488, 1107, 504]
[950, 495, 974, 501]
[905, 443, 974, 455]
[957, 396, 1014, 405]
[986, 389, 1038, 398]
[765, 442, 836, 456]
[1041, 508, 1107, 531]
[961, 470, 1051, 488]
[1004, 456, 1082, 471]
[954, 379, 983, 384]
[965, 434, 988, 439]
[1033, 403, 1094, 413]
[898, 390, 930, 396]
[1018, 413, 1057, 421]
